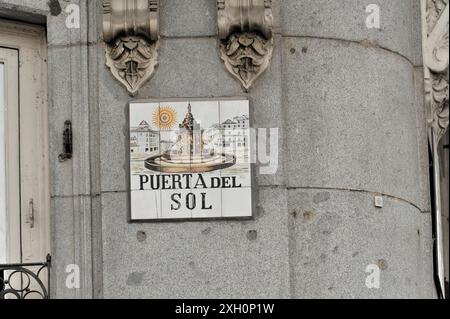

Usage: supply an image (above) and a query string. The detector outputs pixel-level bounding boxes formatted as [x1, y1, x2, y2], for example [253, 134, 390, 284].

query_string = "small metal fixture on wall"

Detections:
[58, 120, 72, 162]
[217, 0, 274, 91]
[103, 0, 160, 96]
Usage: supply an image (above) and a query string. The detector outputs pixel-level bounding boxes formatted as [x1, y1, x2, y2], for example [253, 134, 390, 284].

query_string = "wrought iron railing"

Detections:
[0, 254, 51, 299]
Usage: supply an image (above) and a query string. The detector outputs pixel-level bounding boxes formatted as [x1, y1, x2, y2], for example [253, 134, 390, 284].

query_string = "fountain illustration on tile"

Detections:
[145, 102, 236, 173]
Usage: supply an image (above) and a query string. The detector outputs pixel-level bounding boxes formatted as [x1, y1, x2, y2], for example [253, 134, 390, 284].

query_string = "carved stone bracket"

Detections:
[217, 0, 274, 90]
[422, 0, 449, 141]
[103, 0, 159, 96]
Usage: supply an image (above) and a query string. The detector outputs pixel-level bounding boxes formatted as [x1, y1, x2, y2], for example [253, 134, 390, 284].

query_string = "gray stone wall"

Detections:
[0, 0, 436, 298]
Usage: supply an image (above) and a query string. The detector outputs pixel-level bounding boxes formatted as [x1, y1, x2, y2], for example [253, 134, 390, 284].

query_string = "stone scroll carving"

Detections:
[422, 0, 449, 141]
[103, 0, 159, 96]
[217, 0, 274, 90]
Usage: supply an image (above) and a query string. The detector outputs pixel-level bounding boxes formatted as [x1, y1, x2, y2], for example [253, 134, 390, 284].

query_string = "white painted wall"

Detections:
[0, 62, 6, 263]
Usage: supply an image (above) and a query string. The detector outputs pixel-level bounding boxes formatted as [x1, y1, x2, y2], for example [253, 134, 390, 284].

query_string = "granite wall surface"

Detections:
[0, 0, 436, 298]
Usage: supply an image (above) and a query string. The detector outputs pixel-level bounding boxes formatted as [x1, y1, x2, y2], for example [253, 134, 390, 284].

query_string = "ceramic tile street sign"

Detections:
[129, 99, 253, 221]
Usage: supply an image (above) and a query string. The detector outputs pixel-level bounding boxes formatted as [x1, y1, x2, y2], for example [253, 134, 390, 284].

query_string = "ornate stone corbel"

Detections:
[422, 0, 449, 141]
[103, 0, 159, 95]
[217, 0, 274, 90]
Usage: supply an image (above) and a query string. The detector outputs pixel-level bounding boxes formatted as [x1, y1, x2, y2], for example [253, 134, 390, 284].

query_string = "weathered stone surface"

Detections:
[46, 0, 92, 47]
[102, 188, 290, 298]
[50, 194, 94, 299]
[50, 196, 76, 299]
[288, 189, 435, 299]
[1, 0, 436, 300]
[251, 35, 285, 186]
[281, 0, 422, 66]
[47, 45, 76, 198]
[283, 37, 426, 210]
[159, 0, 282, 38]
[160, 0, 216, 38]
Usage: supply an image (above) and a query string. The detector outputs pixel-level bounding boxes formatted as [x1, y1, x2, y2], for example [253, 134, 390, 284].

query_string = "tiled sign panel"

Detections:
[129, 99, 252, 221]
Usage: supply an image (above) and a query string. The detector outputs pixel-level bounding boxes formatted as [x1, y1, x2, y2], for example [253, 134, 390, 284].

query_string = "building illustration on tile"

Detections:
[129, 99, 252, 221]
[130, 121, 160, 155]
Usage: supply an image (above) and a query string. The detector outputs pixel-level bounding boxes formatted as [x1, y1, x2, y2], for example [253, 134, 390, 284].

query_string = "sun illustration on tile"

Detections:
[153, 106, 177, 130]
